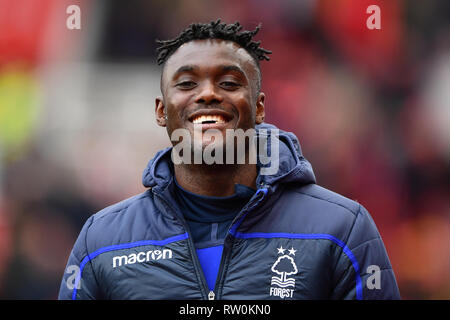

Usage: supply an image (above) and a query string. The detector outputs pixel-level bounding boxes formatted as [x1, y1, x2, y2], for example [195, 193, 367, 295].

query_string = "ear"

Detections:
[255, 92, 265, 124]
[155, 96, 167, 127]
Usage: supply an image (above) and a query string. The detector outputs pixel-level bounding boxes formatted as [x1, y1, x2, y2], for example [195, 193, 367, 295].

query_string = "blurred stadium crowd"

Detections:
[0, 0, 449, 299]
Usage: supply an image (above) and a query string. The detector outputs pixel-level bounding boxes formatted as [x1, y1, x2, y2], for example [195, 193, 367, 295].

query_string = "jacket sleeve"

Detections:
[331, 205, 401, 300]
[58, 216, 100, 300]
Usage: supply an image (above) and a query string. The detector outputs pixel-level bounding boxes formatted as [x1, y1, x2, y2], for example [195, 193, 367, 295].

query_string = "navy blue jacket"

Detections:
[58, 123, 400, 300]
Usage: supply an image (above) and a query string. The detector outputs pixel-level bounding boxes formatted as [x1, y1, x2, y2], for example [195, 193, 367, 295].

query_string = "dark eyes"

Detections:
[176, 81, 197, 89]
[220, 81, 241, 89]
[175, 81, 241, 90]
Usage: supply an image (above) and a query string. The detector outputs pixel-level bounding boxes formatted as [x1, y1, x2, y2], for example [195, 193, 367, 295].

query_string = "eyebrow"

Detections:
[172, 64, 247, 78]
[173, 65, 196, 77]
[221, 65, 246, 77]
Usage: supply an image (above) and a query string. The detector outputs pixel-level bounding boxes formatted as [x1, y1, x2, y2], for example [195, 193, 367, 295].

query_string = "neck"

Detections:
[174, 163, 258, 197]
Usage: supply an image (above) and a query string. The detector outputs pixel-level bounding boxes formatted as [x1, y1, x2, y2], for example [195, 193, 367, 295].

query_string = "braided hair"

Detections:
[156, 19, 272, 93]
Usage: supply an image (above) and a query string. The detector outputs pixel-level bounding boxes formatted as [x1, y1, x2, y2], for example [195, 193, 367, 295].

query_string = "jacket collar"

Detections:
[142, 123, 316, 193]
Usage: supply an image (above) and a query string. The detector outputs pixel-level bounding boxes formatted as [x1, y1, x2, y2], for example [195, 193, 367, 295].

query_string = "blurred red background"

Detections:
[0, 0, 449, 299]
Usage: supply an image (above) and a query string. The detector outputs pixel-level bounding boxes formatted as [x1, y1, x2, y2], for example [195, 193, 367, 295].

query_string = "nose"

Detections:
[195, 81, 223, 105]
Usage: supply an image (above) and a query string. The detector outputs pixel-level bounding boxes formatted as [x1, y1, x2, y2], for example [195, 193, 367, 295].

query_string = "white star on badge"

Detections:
[288, 247, 297, 256]
[277, 246, 286, 254]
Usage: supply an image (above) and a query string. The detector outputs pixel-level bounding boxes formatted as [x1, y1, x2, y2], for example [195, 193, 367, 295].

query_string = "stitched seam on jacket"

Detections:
[363, 267, 394, 273]
[331, 203, 359, 266]
[81, 216, 99, 299]
[350, 236, 382, 252]
[330, 204, 361, 289]
[93, 192, 149, 222]
[344, 205, 362, 249]
[293, 190, 359, 217]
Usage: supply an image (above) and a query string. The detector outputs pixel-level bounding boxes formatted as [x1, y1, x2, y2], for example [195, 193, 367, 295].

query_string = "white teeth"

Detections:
[192, 115, 226, 124]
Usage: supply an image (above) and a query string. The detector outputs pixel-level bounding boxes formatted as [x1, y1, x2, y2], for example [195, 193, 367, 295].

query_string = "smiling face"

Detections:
[155, 39, 265, 153]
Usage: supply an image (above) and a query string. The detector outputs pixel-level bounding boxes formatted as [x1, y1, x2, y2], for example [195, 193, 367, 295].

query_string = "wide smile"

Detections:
[192, 114, 226, 124]
[188, 109, 233, 127]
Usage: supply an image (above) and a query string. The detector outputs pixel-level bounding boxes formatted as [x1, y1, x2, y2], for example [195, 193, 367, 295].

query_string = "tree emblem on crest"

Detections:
[271, 246, 298, 288]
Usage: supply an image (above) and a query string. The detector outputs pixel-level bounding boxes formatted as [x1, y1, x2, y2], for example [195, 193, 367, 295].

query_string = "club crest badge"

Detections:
[269, 246, 298, 299]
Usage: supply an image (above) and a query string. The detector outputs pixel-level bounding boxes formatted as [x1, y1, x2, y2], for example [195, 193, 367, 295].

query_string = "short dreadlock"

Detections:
[156, 19, 272, 93]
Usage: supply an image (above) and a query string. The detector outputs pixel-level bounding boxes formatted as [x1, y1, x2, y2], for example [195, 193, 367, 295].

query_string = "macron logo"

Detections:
[112, 249, 173, 268]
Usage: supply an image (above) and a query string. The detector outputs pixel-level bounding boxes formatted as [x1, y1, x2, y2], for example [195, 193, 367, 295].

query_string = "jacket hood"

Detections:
[142, 123, 316, 190]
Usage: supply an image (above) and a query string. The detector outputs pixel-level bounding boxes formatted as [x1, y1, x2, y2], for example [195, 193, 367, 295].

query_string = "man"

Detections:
[59, 20, 400, 300]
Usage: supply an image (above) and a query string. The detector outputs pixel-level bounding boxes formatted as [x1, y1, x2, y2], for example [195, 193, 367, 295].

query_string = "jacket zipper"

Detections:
[212, 186, 268, 299]
[153, 185, 268, 300]
[153, 190, 212, 300]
